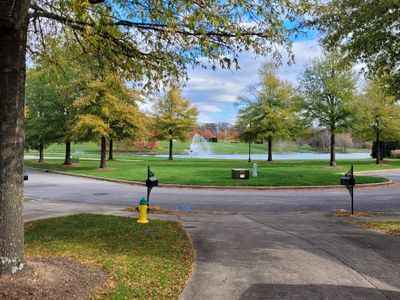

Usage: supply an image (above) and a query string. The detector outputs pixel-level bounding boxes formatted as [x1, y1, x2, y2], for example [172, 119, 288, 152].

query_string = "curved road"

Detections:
[24, 169, 400, 299]
[25, 169, 400, 213]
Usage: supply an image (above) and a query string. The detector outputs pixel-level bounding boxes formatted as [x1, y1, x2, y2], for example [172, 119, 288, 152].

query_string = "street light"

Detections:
[248, 123, 252, 163]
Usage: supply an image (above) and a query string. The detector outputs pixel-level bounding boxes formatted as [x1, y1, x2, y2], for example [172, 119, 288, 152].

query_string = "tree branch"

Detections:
[30, 3, 274, 40]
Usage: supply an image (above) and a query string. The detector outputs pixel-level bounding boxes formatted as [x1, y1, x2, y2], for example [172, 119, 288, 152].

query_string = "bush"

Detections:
[391, 149, 400, 158]
[371, 141, 400, 159]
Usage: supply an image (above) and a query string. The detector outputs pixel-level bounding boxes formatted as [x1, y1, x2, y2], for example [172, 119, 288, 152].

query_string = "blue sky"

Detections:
[182, 31, 322, 124]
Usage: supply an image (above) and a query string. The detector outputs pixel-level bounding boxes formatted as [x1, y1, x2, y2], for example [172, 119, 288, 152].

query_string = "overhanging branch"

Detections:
[29, 3, 274, 40]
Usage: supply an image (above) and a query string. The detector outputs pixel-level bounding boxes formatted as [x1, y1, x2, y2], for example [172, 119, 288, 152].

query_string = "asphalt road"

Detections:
[23, 168, 400, 299]
[25, 169, 400, 213]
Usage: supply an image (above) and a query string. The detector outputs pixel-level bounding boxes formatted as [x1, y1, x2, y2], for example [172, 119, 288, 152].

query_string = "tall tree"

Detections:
[25, 50, 81, 165]
[0, 0, 311, 275]
[313, 0, 400, 99]
[0, 0, 29, 275]
[43, 41, 85, 166]
[237, 63, 297, 162]
[353, 78, 400, 164]
[25, 69, 61, 163]
[298, 52, 356, 166]
[72, 74, 146, 168]
[152, 87, 198, 160]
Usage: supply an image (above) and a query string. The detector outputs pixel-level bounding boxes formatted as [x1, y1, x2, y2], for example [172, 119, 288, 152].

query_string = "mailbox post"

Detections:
[340, 165, 356, 214]
[146, 166, 158, 205]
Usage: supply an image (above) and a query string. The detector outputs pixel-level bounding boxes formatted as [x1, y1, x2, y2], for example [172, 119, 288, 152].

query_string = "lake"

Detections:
[156, 152, 371, 160]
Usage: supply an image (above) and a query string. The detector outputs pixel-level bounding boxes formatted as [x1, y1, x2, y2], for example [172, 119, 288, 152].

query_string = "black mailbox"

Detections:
[146, 176, 158, 188]
[24, 172, 28, 181]
[341, 165, 355, 214]
[340, 176, 355, 186]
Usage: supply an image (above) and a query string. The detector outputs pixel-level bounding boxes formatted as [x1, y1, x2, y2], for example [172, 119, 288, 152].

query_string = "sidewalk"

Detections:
[24, 198, 177, 222]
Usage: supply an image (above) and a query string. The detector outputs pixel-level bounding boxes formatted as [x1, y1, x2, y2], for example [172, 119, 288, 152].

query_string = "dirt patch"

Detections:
[334, 209, 375, 218]
[0, 257, 107, 300]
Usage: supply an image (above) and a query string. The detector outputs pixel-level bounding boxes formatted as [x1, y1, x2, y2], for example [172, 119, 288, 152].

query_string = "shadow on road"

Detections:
[239, 283, 398, 299]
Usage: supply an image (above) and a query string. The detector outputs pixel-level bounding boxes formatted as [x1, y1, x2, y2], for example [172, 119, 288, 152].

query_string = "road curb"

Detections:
[26, 166, 394, 191]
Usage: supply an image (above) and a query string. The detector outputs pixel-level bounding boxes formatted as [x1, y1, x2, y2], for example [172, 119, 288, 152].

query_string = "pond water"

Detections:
[155, 152, 371, 160]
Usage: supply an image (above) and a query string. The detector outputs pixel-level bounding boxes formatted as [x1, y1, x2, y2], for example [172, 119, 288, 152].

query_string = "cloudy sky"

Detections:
[182, 31, 322, 124]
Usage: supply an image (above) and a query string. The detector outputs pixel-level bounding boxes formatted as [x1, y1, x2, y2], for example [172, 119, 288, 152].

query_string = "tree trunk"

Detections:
[330, 131, 336, 167]
[0, 1, 29, 275]
[248, 142, 252, 163]
[38, 143, 44, 163]
[109, 139, 113, 160]
[267, 136, 273, 162]
[64, 141, 71, 165]
[376, 133, 381, 164]
[100, 136, 107, 168]
[169, 138, 173, 160]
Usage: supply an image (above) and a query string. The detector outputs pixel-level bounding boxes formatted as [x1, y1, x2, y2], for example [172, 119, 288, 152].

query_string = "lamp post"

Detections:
[248, 123, 252, 163]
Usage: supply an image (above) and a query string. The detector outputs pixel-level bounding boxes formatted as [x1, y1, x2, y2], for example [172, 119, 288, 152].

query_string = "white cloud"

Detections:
[133, 38, 325, 124]
[198, 104, 223, 113]
[198, 112, 214, 123]
[277, 40, 322, 86]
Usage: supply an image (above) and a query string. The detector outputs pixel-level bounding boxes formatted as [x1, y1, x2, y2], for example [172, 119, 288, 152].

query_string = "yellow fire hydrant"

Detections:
[137, 197, 149, 224]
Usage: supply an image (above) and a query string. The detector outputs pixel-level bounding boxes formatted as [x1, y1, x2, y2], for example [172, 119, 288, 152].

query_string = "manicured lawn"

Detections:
[359, 221, 400, 237]
[25, 214, 194, 299]
[25, 157, 397, 186]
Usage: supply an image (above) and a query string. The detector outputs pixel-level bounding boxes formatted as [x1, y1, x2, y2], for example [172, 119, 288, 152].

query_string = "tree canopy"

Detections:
[152, 87, 198, 160]
[28, 0, 312, 85]
[25, 68, 65, 155]
[72, 73, 147, 167]
[25, 45, 83, 164]
[237, 63, 298, 161]
[313, 0, 400, 98]
[353, 77, 400, 163]
[298, 51, 357, 166]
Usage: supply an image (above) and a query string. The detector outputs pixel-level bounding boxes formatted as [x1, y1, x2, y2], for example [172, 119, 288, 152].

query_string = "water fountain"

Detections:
[185, 134, 212, 157]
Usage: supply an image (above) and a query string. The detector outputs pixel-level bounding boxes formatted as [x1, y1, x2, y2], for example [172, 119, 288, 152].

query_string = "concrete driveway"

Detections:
[24, 169, 400, 299]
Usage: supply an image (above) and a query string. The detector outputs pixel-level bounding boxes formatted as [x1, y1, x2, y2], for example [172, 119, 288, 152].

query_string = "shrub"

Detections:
[390, 149, 400, 158]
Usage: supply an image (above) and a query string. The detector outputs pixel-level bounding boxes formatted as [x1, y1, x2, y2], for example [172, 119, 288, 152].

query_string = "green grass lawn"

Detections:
[25, 157, 397, 186]
[359, 221, 400, 237]
[25, 214, 194, 299]
[27, 141, 370, 157]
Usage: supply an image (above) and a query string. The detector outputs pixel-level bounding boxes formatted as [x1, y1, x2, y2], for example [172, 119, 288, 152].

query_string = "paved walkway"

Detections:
[24, 170, 400, 299]
[180, 212, 400, 299]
